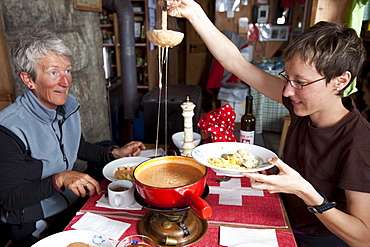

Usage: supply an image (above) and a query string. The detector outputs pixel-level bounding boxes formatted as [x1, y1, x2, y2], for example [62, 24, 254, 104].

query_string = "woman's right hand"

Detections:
[166, 0, 198, 20]
[54, 170, 101, 197]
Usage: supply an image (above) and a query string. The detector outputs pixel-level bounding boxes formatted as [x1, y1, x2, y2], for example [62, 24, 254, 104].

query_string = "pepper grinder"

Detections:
[180, 96, 195, 157]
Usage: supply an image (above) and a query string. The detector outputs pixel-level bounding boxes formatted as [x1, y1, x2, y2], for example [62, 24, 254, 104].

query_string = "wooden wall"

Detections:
[0, 19, 14, 110]
[309, 0, 351, 26]
[214, 0, 305, 59]
[213, 0, 351, 60]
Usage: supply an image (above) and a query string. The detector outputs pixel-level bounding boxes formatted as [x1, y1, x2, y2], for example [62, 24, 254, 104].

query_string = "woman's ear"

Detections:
[334, 71, 351, 91]
[20, 72, 35, 89]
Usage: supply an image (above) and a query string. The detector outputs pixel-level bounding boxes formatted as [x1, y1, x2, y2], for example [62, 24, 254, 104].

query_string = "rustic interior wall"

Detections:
[0, 0, 111, 144]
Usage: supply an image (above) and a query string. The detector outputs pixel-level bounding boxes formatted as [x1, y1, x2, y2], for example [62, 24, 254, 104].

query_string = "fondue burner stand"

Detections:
[134, 186, 209, 246]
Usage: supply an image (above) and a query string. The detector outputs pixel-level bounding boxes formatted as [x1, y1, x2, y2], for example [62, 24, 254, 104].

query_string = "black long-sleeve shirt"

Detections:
[0, 128, 110, 215]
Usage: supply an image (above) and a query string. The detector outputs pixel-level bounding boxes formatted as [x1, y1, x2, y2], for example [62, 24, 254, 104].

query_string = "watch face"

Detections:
[307, 206, 319, 214]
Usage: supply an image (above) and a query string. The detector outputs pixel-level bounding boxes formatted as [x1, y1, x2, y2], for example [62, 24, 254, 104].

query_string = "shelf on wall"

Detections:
[99, 0, 155, 90]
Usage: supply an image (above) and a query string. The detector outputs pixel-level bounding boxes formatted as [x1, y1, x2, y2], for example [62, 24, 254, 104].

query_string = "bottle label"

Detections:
[240, 130, 255, 144]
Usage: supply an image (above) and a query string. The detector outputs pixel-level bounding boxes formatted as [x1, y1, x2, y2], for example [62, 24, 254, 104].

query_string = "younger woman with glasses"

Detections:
[167, 1, 369, 246]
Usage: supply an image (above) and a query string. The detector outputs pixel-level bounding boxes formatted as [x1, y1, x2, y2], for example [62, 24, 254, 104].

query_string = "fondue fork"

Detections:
[215, 176, 231, 183]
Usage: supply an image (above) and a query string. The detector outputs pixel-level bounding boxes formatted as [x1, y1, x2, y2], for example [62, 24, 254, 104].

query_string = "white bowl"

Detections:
[192, 142, 277, 177]
[172, 131, 201, 150]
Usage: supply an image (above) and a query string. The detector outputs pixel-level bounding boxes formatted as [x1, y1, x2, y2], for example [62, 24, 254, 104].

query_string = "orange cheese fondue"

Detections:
[135, 163, 204, 188]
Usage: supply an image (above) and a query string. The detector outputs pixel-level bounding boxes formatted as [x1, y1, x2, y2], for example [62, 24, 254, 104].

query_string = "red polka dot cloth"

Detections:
[198, 103, 237, 143]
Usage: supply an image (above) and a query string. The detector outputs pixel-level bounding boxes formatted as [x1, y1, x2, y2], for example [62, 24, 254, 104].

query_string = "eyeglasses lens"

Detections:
[280, 73, 301, 89]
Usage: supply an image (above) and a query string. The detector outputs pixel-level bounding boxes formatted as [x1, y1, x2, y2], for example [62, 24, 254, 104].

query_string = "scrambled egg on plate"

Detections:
[207, 149, 259, 170]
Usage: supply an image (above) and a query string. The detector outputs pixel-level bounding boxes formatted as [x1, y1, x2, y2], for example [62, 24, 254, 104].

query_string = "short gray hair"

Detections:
[12, 29, 74, 80]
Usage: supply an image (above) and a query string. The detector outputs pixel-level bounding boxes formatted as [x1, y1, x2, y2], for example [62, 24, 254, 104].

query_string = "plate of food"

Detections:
[191, 142, 277, 177]
[235, 244, 275, 247]
[32, 229, 113, 247]
[103, 157, 150, 181]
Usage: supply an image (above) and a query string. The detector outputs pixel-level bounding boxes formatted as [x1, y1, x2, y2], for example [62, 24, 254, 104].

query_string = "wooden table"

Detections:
[64, 168, 297, 246]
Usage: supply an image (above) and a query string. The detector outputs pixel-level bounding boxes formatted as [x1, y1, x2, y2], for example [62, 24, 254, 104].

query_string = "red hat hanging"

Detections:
[198, 103, 237, 143]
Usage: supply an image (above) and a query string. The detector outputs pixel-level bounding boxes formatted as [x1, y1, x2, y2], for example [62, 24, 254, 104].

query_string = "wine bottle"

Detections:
[240, 95, 256, 144]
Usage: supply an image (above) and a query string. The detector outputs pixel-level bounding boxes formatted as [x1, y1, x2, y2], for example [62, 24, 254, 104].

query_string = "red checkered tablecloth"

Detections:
[64, 168, 296, 246]
[65, 212, 296, 246]
[205, 169, 288, 228]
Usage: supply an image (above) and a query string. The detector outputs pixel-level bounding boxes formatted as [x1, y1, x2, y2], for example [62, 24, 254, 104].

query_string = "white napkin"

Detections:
[95, 194, 142, 210]
[139, 148, 164, 157]
[71, 212, 130, 240]
[219, 226, 279, 247]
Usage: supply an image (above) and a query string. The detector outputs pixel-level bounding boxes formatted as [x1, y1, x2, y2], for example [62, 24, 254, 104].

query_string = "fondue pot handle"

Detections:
[182, 191, 212, 219]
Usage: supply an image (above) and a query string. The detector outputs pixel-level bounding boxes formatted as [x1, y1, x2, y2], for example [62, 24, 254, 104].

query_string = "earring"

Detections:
[29, 85, 34, 89]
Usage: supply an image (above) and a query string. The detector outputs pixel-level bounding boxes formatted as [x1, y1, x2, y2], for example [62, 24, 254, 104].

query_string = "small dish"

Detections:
[172, 131, 201, 151]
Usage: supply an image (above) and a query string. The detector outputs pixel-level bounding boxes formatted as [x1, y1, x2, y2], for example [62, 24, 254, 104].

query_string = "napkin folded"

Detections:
[198, 103, 237, 143]
[71, 212, 130, 240]
[139, 148, 164, 157]
[95, 194, 142, 210]
[219, 226, 279, 247]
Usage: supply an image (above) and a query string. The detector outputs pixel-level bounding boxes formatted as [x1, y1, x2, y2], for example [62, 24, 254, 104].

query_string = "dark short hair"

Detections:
[283, 21, 366, 95]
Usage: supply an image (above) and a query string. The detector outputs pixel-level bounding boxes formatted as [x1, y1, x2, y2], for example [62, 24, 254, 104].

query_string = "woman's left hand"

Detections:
[243, 158, 309, 195]
[113, 141, 146, 158]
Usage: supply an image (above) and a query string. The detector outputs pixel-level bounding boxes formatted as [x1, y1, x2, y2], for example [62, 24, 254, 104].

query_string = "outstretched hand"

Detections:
[243, 158, 308, 195]
[113, 141, 146, 158]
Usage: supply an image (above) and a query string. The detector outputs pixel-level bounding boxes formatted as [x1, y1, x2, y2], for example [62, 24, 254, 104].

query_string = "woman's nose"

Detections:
[282, 82, 296, 98]
[59, 73, 71, 87]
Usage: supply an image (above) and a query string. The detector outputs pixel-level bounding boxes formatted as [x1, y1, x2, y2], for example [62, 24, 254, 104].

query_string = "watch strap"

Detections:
[108, 145, 119, 161]
[307, 192, 336, 214]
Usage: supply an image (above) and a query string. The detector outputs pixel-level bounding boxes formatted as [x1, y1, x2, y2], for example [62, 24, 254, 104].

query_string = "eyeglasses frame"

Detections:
[278, 70, 326, 90]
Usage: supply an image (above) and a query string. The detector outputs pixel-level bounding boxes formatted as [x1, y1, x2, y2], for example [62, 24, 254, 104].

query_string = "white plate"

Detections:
[103, 157, 150, 181]
[32, 229, 113, 247]
[235, 244, 275, 247]
[192, 142, 277, 177]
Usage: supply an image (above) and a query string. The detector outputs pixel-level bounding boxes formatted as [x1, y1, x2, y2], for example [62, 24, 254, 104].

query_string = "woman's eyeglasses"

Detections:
[278, 70, 326, 90]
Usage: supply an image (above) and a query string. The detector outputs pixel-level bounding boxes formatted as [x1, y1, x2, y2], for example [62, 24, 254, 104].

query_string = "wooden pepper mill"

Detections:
[180, 96, 196, 156]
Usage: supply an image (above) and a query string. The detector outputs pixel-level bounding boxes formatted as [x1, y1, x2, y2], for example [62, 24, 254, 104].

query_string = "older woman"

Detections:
[0, 29, 145, 246]
[167, 1, 370, 246]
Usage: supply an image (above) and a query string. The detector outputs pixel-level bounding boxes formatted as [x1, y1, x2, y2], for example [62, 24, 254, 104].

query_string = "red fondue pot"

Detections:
[133, 156, 212, 219]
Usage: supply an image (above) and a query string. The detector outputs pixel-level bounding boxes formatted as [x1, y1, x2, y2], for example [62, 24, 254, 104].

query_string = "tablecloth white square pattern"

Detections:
[209, 177, 264, 205]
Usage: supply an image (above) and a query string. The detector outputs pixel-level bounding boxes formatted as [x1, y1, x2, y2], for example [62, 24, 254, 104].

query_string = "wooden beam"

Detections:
[309, 0, 351, 27]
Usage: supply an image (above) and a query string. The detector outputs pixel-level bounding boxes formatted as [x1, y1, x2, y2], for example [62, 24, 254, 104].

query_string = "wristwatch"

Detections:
[307, 192, 337, 214]
[109, 145, 119, 161]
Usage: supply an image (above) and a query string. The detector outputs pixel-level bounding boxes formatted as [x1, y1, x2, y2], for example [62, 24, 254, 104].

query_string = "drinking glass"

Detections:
[163, 150, 177, 156]
[116, 235, 156, 247]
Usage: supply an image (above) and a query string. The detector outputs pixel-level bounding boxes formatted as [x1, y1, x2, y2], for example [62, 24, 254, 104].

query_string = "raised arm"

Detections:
[167, 0, 284, 103]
